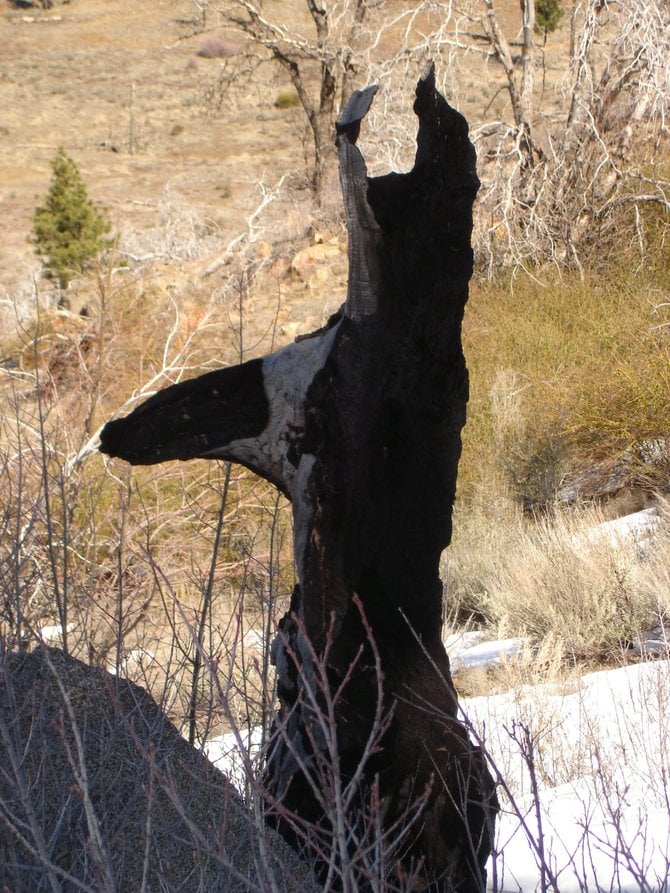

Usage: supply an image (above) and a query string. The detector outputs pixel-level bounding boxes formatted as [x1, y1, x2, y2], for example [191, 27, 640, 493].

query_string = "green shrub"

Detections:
[535, 0, 563, 37]
[274, 90, 300, 110]
[460, 265, 670, 506]
[33, 148, 112, 289]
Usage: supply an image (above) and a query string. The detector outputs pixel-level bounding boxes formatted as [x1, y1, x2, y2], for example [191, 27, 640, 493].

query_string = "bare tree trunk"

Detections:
[482, 0, 538, 168]
[100, 66, 497, 892]
[519, 0, 535, 131]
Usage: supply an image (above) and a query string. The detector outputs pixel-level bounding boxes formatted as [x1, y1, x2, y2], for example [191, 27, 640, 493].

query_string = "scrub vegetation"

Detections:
[0, 0, 669, 889]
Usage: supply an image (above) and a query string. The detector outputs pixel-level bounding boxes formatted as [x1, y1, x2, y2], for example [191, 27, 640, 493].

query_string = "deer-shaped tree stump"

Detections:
[101, 65, 498, 892]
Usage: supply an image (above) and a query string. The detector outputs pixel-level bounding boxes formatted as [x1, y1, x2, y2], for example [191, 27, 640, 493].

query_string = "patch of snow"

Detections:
[462, 651, 670, 891]
[204, 640, 670, 891]
[444, 628, 487, 655]
[204, 726, 265, 791]
[450, 637, 529, 672]
[107, 647, 155, 676]
[581, 507, 660, 553]
[493, 784, 670, 893]
[37, 622, 75, 643]
[241, 628, 265, 653]
[629, 627, 670, 658]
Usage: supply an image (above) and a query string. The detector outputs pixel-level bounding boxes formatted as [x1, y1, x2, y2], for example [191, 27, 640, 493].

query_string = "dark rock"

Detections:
[0, 647, 317, 892]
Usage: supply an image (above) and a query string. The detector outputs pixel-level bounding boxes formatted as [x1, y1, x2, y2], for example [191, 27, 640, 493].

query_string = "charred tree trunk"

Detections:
[100, 65, 497, 892]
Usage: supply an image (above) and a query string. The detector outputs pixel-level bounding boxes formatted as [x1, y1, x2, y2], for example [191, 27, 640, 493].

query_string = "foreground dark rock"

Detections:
[0, 647, 317, 893]
[101, 66, 498, 891]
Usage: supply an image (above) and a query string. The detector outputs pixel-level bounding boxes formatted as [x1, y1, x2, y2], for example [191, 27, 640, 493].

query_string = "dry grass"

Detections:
[0, 4, 669, 887]
[0, 0, 308, 298]
[0, 260, 297, 739]
[3, 1, 668, 512]
[445, 497, 670, 664]
[460, 261, 670, 504]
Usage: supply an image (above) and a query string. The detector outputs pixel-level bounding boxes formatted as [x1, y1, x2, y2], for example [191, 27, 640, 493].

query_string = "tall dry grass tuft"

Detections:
[460, 265, 670, 505]
[445, 499, 670, 663]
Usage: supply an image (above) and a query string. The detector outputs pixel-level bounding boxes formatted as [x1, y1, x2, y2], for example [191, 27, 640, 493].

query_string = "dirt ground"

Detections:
[0, 0, 570, 330]
[0, 1, 566, 268]
[0, 0, 309, 300]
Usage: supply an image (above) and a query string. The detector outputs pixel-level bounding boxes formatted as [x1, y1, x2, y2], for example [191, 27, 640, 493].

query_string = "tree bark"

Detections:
[100, 64, 497, 892]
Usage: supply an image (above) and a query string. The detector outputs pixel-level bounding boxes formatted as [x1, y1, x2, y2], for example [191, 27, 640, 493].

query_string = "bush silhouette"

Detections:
[33, 148, 112, 289]
[535, 0, 563, 38]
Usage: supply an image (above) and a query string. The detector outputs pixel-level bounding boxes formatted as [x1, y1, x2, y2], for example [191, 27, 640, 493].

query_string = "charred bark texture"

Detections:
[100, 65, 497, 892]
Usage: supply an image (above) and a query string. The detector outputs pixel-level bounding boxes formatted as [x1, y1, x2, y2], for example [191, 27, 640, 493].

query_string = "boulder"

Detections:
[0, 647, 317, 893]
[289, 243, 342, 281]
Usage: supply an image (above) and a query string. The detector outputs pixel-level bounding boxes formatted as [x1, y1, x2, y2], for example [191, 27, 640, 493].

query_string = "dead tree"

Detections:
[100, 65, 497, 892]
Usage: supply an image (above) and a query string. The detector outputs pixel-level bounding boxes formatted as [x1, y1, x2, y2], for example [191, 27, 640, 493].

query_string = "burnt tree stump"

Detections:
[100, 65, 498, 892]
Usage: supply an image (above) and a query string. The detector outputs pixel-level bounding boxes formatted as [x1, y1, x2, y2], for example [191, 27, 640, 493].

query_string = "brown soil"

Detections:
[0, 0, 571, 307]
[0, 0, 308, 300]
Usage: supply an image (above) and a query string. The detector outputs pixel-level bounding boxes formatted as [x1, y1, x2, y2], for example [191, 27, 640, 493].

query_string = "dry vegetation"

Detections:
[445, 498, 670, 665]
[0, 0, 669, 888]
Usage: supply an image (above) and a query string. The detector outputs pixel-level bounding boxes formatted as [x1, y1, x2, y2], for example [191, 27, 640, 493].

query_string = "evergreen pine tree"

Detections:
[535, 0, 564, 39]
[33, 148, 112, 289]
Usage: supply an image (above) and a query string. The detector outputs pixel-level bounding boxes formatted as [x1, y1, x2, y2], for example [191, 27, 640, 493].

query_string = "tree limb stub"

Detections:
[337, 85, 381, 320]
[100, 64, 497, 892]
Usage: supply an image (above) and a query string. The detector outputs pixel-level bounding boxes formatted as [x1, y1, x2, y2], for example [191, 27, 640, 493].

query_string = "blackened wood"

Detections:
[99, 64, 497, 892]
[99, 330, 340, 497]
[100, 359, 267, 466]
[337, 84, 381, 319]
[266, 65, 496, 892]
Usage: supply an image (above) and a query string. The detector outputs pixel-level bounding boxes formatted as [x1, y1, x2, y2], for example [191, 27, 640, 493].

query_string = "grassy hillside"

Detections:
[0, 0, 668, 705]
[462, 258, 670, 508]
[1, 5, 669, 889]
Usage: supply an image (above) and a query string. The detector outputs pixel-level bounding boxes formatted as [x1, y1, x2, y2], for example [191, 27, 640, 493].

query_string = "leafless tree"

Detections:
[205, 0, 383, 201]
[470, 0, 670, 270]
[201, 0, 668, 266]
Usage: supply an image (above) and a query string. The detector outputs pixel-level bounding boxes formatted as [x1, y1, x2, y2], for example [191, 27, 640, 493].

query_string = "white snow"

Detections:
[37, 622, 76, 643]
[580, 507, 660, 553]
[204, 644, 670, 891]
[205, 726, 266, 792]
[462, 654, 670, 892]
[448, 635, 529, 672]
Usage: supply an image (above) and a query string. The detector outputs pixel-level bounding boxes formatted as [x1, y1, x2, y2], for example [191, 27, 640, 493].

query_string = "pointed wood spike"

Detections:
[337, 87, 382, 320]
[336, 84, 378, 144]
